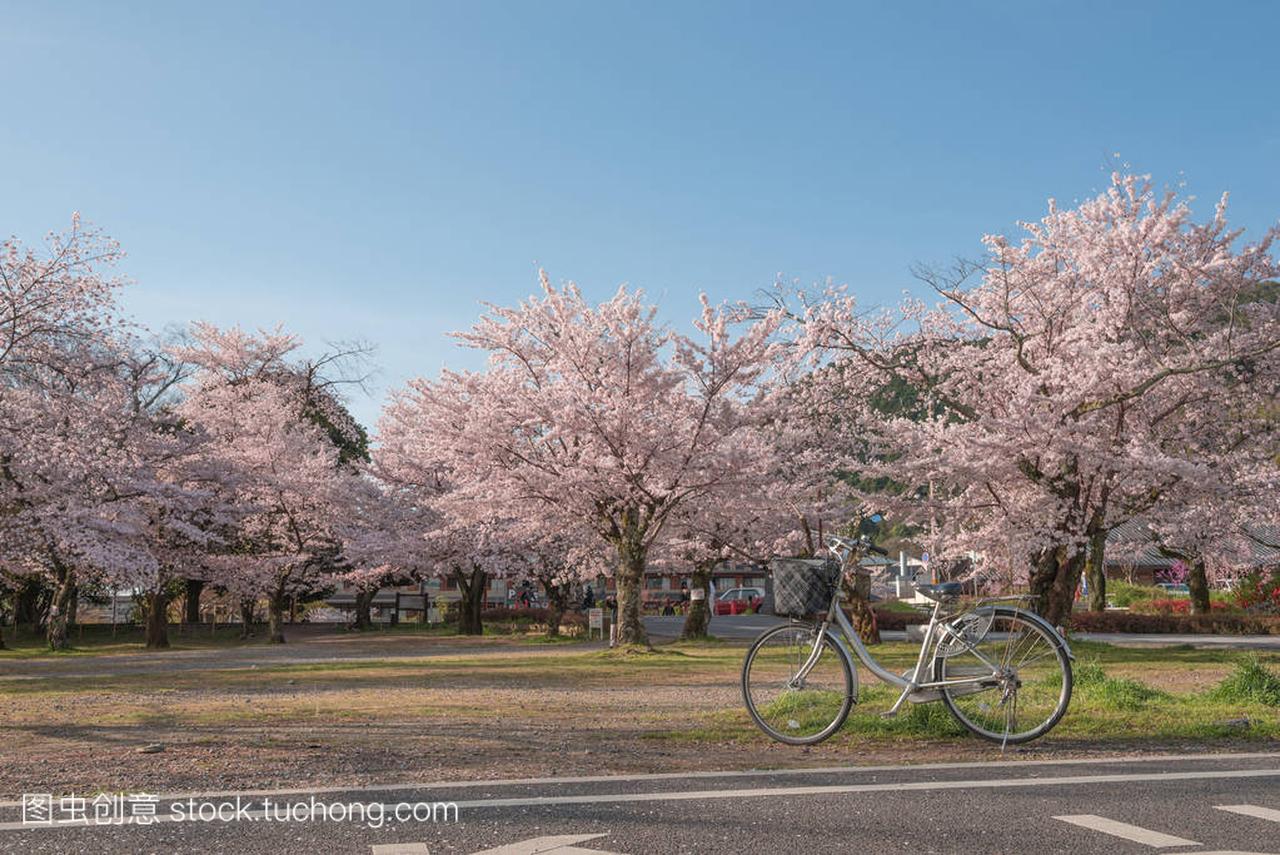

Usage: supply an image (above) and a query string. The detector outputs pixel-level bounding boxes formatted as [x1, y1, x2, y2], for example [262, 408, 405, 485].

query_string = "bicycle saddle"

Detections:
[914, 582, 963, 600]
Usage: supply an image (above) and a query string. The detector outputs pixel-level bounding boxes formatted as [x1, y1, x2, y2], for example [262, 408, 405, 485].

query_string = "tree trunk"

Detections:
[454, 566, 487, 635]
[1086, 527, 1108, 612]
[1187, 556, 1211, 615]
[184, 579, 205, 625]
[613, 540, 649, 647]
[267, 586, 287, 643]
[352, 587, 377, 630]
[239, 597, 256, 639]
[845, 569, 880, 644]
[145, 590, 171, 649]
[65, 585, 78, 628]
[46, 581, 74, 651]
[45, 555, 75, 651]
[680, 563, 713, 640]
[1029, 546, 1085, 628]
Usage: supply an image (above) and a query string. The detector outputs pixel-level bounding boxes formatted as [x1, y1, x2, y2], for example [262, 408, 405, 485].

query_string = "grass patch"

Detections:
[0, 625, 273, 658]
[596, 644, 689, 659]
[1208, 657, 1280, 707]
[842, 686, 966, 738]
[1071, 660, 1170, 710]
[522, 634, 591, 645]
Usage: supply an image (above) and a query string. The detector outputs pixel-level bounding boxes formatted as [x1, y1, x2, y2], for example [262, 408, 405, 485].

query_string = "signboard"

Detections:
[427, 607, 441, 625]
[689, 588, 706, 601]
[588, 608, 604, 630]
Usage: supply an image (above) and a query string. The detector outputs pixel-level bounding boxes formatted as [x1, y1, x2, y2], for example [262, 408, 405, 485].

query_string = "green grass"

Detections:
[0, 624, 272, 657]
[667, 646, 1280, 745]
[1071, 660, 1171, 710]
[1208, 657, 1280, 707]
[878, 600, 927, 614]
[0, 619, 552, 657]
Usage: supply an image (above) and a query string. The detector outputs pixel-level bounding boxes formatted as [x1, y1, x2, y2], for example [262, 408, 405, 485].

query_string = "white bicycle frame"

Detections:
[795, 543, 1073, 717]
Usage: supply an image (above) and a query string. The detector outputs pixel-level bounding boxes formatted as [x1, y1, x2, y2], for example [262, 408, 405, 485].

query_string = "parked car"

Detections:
[714, 587, 765, 615]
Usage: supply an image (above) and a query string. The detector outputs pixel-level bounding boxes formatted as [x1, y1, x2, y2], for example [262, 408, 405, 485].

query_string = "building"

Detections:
[1104, 519, 1280, 584]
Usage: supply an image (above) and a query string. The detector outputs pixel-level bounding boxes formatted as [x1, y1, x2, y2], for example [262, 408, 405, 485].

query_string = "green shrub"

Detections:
[1208, 657, 1280, 707]
[1108, 581, 1162, 608]
[1071, 659, 1168, 710]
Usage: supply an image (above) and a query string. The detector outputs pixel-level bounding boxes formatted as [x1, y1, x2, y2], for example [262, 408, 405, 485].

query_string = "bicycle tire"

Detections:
[741, 622, 855, 746]
[934, 606, 1072, 745]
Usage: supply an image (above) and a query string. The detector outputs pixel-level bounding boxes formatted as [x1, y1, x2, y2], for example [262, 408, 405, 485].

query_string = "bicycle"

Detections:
[741, 533, 1074, 747]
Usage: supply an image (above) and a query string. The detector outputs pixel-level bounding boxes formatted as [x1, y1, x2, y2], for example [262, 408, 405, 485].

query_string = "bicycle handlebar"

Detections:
[825, 535, 889, 558]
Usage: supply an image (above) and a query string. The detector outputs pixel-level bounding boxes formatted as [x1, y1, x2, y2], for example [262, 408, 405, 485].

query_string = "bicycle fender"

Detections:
[975, 605, 1075, 660]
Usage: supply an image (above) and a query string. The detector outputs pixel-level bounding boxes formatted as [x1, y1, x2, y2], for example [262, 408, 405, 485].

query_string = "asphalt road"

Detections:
[3, 753, 1279, 854]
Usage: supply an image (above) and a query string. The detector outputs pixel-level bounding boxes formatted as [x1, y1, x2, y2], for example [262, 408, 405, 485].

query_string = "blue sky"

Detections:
[3, 1, 1277, 428]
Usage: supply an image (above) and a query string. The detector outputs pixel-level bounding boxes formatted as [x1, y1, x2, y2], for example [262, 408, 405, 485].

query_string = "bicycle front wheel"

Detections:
[934, 607, 1072, 745]
[742, 622, 854, 745]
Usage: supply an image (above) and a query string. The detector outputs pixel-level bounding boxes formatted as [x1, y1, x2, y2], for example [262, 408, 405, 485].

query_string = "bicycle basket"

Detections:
[934, 610, 994, 658]
[769, 558, 840, 618]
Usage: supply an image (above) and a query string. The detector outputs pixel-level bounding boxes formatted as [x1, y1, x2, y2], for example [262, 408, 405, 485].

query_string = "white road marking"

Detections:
[3, 750, 1275, 808]
[470, 833, 620, 854]
[434, 768, 1280, 812]
[1052, 814, 1198, 847]
[1216, 804, 1280, 822]
[370, 844, 431, 855]
[4, 767, 1280, 832]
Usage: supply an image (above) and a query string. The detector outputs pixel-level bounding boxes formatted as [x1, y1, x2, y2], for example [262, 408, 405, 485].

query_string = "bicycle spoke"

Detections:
[743, 624, 852, 745]
[938, 609, 1071, 745]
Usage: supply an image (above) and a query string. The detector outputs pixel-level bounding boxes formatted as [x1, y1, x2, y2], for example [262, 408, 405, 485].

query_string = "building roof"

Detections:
[1106, 518, 1280, 570]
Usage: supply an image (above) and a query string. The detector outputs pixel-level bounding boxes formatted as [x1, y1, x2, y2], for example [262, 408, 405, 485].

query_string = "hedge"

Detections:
[871, 604, 1280, 635]
[1067, 609, 1280, 635]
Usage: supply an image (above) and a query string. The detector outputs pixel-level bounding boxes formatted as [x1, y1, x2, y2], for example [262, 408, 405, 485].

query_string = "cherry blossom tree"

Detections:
[659, 397, 856, 640]
[787, 173, 1279, 625]
[1142, 340, 1280, 613]
[382, 277, 783, 646]
[0, 217, 146, 649]
[173, 324, 370, 643]
[373, 400, 546, 636]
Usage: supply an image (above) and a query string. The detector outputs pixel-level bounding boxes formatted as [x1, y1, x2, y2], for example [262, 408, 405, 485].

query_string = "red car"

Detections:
[713, 587, 765, 615]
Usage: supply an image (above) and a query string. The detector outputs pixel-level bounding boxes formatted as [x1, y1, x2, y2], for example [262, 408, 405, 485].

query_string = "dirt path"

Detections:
[0, 630, 599, 679]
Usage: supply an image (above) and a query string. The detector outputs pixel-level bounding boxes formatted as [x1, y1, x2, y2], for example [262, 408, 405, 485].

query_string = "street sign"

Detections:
[690, 588, 706, 601]
[588, 608, 603, 630]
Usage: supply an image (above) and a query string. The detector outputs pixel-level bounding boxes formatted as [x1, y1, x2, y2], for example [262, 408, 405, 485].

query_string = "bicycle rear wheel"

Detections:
[741, 622, 854, 745]
[934, 606, 1072, 745]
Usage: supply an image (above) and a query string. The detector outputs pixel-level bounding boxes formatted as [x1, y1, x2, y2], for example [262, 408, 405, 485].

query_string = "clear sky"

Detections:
[3, 1, 1277, 428]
